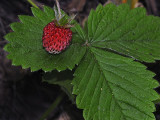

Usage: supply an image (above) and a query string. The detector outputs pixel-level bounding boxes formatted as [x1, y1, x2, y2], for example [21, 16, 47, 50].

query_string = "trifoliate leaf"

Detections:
[87, 4, 160, 62]
[4, 6, 86, 72]
[72, 47, 159, 120]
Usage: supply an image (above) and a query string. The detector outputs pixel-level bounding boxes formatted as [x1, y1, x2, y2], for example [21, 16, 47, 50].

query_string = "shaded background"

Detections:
[0, 0, 160, 120]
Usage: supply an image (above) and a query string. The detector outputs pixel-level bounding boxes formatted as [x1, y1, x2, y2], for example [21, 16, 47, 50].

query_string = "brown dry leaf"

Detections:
[104, 0, 143, 9]
[131, 0, 138, 9]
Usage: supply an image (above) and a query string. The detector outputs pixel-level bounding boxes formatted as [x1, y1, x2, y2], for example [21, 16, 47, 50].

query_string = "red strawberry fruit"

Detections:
[42, 21, 72, 54]
[42, 0, 74, 54]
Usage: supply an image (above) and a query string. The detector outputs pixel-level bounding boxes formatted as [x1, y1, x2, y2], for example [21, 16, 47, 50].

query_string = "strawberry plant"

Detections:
[4, 1, 160, 120]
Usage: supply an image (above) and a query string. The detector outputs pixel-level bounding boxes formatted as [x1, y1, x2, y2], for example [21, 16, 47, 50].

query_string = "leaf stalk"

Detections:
[39, 93, 65, 120]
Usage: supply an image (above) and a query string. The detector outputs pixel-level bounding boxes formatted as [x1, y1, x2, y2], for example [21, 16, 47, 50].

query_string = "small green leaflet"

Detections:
[4, 6, 86, 72]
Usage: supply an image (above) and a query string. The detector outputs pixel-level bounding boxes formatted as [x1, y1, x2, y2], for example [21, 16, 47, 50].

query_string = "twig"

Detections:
[39, 93, 65, 120]
[27, 0, 39, 8]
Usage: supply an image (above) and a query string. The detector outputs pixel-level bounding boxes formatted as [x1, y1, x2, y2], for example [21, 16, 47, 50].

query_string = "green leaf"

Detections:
[72, 3, 160, 120]
[153, 95, 160, 104]
[43, 70, 75, 102]
[87, 4, 160, 62]
[4, 6, 86, 72]
[72, 47, 159, 120]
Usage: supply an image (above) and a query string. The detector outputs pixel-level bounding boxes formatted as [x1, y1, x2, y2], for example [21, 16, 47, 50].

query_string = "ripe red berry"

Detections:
[42, 21, 72, 54]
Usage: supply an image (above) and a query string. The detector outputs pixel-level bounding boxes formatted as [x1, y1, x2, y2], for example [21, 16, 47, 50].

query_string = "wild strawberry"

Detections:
[42, 0, 75, 54]
[42, 21, 72, 54]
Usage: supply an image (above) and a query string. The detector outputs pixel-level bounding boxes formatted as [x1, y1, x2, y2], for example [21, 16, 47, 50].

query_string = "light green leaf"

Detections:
[4, 6, 86, 72]
[72, 47, 159, 120]
[87, 4, 160, 62]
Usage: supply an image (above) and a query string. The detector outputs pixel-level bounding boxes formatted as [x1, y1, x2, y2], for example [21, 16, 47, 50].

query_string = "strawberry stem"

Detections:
[55, 0, 62, 20]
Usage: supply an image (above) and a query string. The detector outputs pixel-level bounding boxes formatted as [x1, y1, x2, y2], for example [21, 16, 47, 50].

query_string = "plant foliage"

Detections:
[87, 4, 160, 62]
[4, 3, 160, 120]
[73, 47, 159, 120]
[4, 6, 86, 72]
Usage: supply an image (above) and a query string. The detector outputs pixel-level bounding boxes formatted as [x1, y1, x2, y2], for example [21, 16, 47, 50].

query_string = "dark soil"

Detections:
[0, 0, 160, 120]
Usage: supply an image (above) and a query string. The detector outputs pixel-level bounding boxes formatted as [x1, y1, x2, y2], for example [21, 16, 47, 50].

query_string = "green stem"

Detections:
[39, 93, 65, 120]
[27, 0, 39, 8]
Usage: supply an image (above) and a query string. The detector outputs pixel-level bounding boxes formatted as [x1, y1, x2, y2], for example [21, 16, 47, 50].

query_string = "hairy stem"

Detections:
[56, 0, 62, 20]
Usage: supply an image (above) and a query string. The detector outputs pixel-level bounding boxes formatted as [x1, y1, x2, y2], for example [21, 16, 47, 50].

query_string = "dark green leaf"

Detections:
[87, 4, 160, 62]
[72, 47, 159, 120]
[4, 6, 86, 72]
